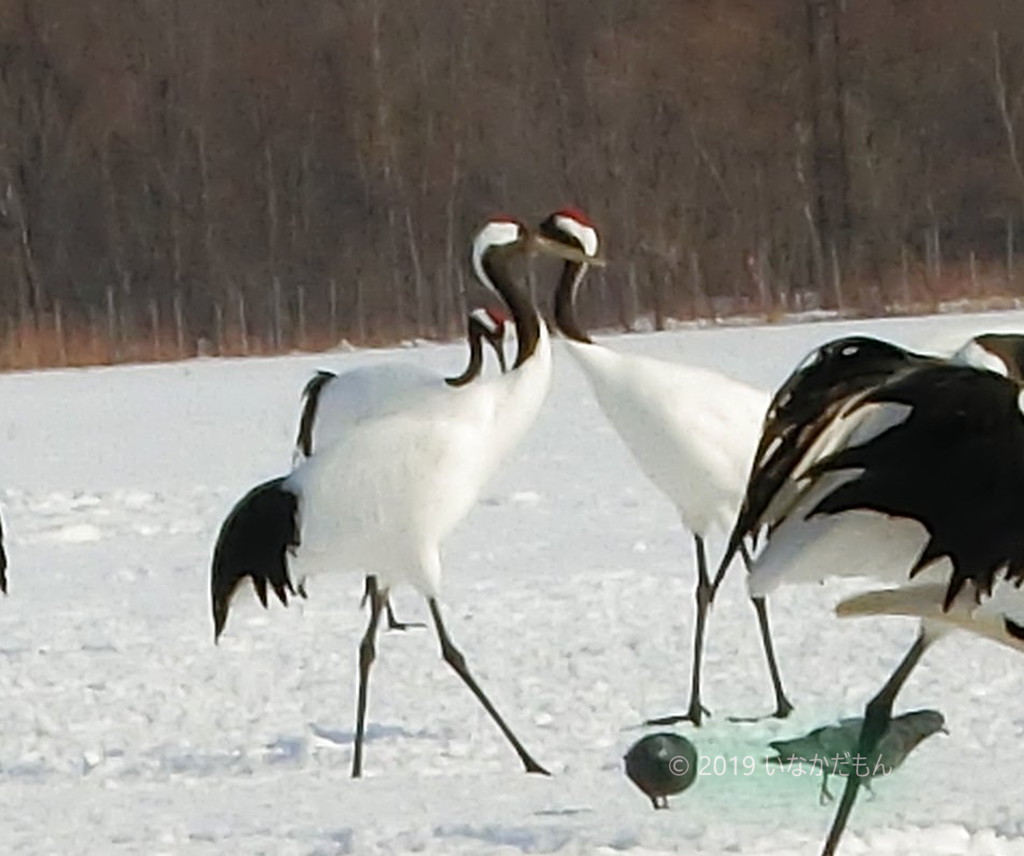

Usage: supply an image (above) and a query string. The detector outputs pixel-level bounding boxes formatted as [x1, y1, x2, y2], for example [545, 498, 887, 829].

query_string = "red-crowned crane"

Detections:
[720, 332, 1024, 854]
[210, 215, 602, 777]
[536, 208, 793, 726]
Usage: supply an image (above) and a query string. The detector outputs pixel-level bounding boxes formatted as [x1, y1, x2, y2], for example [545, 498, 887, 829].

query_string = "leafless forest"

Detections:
[2, 1, 1024, 367]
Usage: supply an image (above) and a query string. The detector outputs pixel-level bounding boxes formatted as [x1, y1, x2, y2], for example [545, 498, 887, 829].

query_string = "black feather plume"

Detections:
[210, 476, 301, 640]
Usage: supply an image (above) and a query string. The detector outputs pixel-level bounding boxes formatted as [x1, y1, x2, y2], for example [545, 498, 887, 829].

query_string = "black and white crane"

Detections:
[292, 307, 510, 629]
[210, 215, 602, 778]
[715, 331, 1024, 577]
[537, 208, 793, 726]
[720, 332, 1024, 855]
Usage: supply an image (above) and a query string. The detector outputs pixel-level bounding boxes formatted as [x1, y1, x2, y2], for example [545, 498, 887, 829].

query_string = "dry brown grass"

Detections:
[0, 313, 452, 372]
[0, 317, 112, 370]
[2, 266, 1023, 373]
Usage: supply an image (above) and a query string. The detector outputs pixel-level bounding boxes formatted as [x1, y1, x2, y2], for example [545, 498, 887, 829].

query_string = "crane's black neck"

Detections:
[445, 324, 485, 387]
[553, 261, 593, 344]
[296, 370, 336, 457]
[481, 250, 540, 369]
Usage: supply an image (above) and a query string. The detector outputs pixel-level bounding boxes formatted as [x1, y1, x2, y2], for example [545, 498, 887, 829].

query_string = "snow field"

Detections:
[2, 309, 1024, 853]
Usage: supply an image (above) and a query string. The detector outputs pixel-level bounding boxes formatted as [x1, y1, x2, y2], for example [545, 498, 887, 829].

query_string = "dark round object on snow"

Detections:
[624, 732, 698, 809]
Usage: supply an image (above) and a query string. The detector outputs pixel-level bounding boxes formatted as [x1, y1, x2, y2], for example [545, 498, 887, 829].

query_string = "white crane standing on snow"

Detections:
[209, 215, 602, 778]
[537, 208, 793, 726]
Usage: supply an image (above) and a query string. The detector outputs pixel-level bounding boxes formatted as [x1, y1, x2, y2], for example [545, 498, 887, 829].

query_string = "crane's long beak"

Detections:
[530, 233, 606, 267]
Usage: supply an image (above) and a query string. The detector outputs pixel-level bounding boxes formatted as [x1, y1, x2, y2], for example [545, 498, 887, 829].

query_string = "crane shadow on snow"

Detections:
[261, 723, 440, 767]
[308, 721, 436, 746]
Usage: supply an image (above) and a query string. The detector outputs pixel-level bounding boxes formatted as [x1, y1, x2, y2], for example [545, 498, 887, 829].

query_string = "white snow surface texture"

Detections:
[2, 310, 1023, 855]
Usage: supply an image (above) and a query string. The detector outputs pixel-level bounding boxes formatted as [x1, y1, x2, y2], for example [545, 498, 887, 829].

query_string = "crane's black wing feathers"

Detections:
[722, 336, 938, 570]
[808, 364, 1024, 608]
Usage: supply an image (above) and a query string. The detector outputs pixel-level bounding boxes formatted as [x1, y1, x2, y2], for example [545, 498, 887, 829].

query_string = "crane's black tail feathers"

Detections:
[210, 476, 301, 641]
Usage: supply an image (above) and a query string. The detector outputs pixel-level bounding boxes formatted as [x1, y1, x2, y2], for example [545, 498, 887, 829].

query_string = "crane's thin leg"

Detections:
[352, 576, 385, 779]
[427, 598, 550, 775]
[646, 534, 712, 727]
[727, 544, 794, 722]
[820, 630, 931, 856]
[361, 574, 423, 631]
[359, 575, 375, 608]
[750, 597, 794, 716]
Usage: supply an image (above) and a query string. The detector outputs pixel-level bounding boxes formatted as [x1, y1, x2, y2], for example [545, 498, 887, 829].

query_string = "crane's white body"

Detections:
[563, 340, 768, 535]
[297, 313, 510, 462]
[296, 363, 453, 461]
[287, 326, 551, 596]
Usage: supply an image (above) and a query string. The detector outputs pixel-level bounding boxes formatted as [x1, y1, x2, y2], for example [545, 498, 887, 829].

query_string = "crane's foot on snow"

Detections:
[384, 602, 424, 632]
[385, 617, 426, 632]
[645, 704, 710, 728]
[727, 700, 795, 724]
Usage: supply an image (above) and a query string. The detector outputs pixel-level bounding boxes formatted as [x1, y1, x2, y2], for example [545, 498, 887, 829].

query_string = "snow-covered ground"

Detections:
[2, 309, 1024, 855]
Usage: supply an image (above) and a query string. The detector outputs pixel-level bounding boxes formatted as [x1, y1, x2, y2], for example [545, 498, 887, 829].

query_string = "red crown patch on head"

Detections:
[554, 207, 594, 228]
